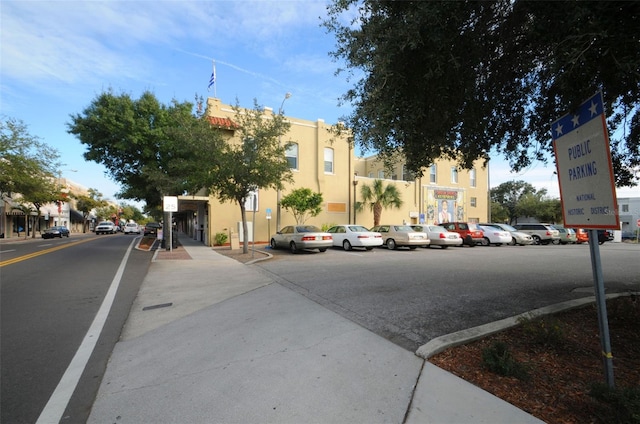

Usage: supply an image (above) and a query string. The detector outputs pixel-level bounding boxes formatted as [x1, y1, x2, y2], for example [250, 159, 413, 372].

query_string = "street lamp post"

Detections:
[275, 92, 291, 232]
[353, 172, 358, 224]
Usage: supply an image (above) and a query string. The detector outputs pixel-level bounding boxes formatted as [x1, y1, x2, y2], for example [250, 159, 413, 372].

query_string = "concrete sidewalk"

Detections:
[88, 234, 543, 423]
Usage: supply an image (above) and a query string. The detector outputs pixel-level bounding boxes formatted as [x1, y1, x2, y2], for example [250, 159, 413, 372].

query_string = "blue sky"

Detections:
[2, 1, 636, 208]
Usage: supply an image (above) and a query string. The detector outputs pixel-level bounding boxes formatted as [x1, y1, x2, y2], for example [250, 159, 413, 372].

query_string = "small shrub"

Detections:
[517, 314, 566, 347]
[214, 232, 228, 246]
[321, 223, 337, 232]
[481, 341, 531, 381]
[589, 382, 640, 424]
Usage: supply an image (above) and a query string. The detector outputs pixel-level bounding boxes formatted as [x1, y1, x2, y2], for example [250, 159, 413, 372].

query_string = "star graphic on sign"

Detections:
[555, 123, 563, 136]
[571, 114, 580, 127]
[589, 101, 598, 116]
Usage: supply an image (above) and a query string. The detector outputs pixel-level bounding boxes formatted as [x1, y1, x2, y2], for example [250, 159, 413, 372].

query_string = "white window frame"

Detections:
[286, 143, 298, 170]
[470, 168, 476, 187]
[324, 147, 334, 174]
[451, 166, 458, 184]
[430, 164, 437, 183]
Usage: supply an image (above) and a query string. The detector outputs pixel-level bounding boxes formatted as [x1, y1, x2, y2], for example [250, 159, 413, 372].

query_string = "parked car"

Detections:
[369, 224, 429, 250]
[597, 229, 614, 244]
[124, 222, 141, 235]
[326, 225, 383, 251]
[554, 227, 577, 244]
[42, 226, 70, 239]
[441, 222, 484, 246]
[95, 221, 116, 235]
[270, 225, 333, 253]
[411, 224, 462, 249]
[478, 225, 512, 246]
[575, 228, 589, 244]
[478, 223, 533, 246]
[512, 223, 560, 245]
[144, 222, 162, 236]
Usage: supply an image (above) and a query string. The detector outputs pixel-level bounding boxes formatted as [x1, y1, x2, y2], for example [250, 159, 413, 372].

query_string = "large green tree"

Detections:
[206, 100, 293, 253]
[1, 117, 61, 237]
[67, 91, 222, 209]
[357, 179, 403, 227]
[324, 1, 640, 187]
[490, 180, 537, 224]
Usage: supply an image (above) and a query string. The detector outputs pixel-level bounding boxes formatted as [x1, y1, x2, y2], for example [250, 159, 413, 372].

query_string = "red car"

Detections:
[442, 222, 484, 246]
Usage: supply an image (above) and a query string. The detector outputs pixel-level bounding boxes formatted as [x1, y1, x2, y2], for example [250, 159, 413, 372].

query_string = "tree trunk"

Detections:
[240, 203, 249, 254]
[373, 202, 382, 227]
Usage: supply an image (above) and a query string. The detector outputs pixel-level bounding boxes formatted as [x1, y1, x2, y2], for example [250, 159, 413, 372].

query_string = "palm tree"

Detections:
[357, 179, 403, 227]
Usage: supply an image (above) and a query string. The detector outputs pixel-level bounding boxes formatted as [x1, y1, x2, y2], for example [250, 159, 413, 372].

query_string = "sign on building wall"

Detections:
[551, 92, 619, 229]
[424, 188, 465, 224]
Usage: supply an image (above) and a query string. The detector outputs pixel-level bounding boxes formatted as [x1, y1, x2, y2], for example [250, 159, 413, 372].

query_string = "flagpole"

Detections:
[208, 60, 217, 98]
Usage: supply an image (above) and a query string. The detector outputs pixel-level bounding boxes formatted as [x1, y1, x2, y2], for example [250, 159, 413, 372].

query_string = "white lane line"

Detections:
[36, 238, 137, 424]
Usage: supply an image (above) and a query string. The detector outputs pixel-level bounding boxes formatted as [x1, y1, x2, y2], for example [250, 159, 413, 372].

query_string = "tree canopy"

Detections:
[491, 180, 561, 224]
[67, 91, 223, 208]
[324, 1, 640, 187]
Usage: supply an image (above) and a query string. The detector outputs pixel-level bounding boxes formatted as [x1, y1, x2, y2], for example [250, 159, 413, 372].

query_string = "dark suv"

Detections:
[144, 222, 161, 236]
[442, 222, 484, 246]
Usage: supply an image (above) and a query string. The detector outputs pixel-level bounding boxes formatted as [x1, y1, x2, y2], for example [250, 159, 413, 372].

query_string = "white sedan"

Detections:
[124, 222, 141, 234]
[412, 225, 462, 249]
[270, 225, 333, 253]
[479, 225, 512, 246]
[326, 225, 383, 251]
[479, 223, 534, 246]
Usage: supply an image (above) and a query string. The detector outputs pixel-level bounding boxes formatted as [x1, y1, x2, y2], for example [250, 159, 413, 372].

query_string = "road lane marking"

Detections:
[0, 239, 95, 267]
[36, 237, 137, 424]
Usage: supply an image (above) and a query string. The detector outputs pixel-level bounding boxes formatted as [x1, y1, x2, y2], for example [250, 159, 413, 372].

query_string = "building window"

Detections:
[470, 197, 477, 207]
[368, 172, 374, 178]
[470, 168, 476, 187]
[621, 204, 629, 212]
[430, 165, 437, 183]
[402, 166, 408, 181]
[324, 148, 334, 173]
[286, 143, 298, 170]
[451, 166, 458, 184]
[378, 170, 385, 179]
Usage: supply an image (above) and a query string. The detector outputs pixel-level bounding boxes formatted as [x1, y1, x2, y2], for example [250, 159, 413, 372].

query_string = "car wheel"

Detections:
[509, 237, 516, 246]
[386, 238, 397, 250]
[270, 238, 278, 249]
[409, 246, 417, 250]
[465, 235, 475, 246]
[552, 239, 560, 245]
[343, 240, 352, 251]
[289, 241, 298, 254]
[441, 245, 449, 249]
[319, 248, 327, 252]
[365, 247, 373, 251]
[483, 237, 490, 246]
[531, 235, 541, 245]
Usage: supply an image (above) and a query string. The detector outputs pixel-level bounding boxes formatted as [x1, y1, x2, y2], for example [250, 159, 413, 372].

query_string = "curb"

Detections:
[416, 291, 639, 359]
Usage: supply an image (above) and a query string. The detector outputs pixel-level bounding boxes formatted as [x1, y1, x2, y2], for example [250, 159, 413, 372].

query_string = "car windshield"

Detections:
[500, 224, 517, 231]
[348, 225, 370, 232]
[99, 222, 112, 225]
[394, 225, 413, 231]
[296, 225, 321, 233]
[430, 226, 446, 232]
[467, 223, 479, 230]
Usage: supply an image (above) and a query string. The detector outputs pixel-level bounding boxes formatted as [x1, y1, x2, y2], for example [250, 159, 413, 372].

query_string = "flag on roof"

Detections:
[208, 61, 216, 91]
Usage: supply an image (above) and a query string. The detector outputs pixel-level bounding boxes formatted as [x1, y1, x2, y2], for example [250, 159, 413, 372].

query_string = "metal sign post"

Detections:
[551, 92, 618, 387]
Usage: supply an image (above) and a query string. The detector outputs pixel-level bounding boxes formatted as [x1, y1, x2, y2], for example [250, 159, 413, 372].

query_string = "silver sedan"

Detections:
[270, 225, 333, 253]
[370, 224, 429, 250]
[412, 225, 462, 249]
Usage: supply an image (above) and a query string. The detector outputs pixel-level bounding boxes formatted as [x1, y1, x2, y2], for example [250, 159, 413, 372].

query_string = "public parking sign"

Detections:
[551, 92, 619, 229]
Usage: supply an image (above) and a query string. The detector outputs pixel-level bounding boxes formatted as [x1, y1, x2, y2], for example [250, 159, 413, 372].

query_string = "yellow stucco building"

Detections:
[177, 98, 489, 246]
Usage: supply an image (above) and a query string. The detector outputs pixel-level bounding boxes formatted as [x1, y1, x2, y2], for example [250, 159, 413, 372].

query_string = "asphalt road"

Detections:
[255, 242, 640, 351]
[0, 233, 151, 424]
